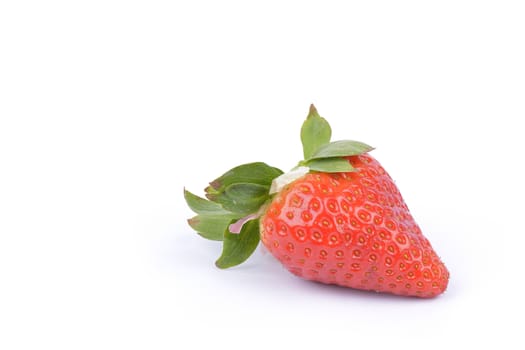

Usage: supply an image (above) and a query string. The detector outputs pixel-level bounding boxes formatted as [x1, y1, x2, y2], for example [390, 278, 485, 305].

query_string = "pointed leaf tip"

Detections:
[184, 188, 227, 214]
[187, 213, 240, 241]
[301, 105, 332, 159]
[309, 104, 318, 116]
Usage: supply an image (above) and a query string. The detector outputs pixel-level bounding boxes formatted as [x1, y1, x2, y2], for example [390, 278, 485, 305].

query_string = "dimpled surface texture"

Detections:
[260, 154, 449, 297]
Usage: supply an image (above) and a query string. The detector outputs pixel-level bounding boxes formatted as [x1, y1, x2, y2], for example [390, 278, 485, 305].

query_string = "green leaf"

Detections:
[188, 213, 240, 241]
[205, 162, 282, 215]
[216, 218, 260, 269]
[306, 157, 356, 173]
[308, 140, 374, 160]
[184, 188, 228, 214]
[225, 183, 269, 200]
[206, 162, 283, 194]
[300, 104, 332, 159]
[211, 183, 270, 215]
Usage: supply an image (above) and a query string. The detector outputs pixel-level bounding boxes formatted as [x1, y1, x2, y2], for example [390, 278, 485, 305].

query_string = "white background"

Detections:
[1, 1, 524, 349]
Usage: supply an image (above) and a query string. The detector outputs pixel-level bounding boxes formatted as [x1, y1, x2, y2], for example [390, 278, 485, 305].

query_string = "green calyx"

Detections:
[204, 162, 283, 215]
[184, 104, 374, 268]
[184, 162, 282, 268]
[298, 104, 374, 172]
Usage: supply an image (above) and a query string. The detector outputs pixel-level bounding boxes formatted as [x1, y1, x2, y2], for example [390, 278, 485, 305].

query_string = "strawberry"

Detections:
[184, 105, 449, 298]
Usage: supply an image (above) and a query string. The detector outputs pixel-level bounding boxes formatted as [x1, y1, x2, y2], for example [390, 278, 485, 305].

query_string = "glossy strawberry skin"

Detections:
[260, 154, 449, 298]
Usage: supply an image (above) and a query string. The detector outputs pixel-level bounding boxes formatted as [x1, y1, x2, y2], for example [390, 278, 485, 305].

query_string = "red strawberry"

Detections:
[184, 105, 449, 298]
[260, 154, 449, 297]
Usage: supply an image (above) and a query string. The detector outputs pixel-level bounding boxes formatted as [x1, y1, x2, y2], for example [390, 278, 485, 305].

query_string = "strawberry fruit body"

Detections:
[260, 154, 448, 297]
[184, 105, 449, 298]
